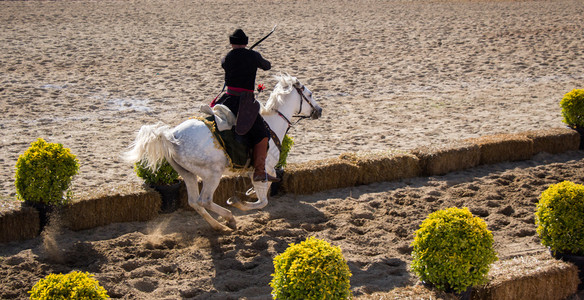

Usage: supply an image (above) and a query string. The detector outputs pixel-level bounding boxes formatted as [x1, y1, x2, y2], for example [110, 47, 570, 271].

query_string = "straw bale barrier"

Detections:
[339, 151, 421, 185]
[213, 175, 255, 207]
[281, 152, 420, 195]
[411, 141, 480, 176]
[282, 157, 360, 195]
[465, 133, 534, 165]
[178, 128, 580, 201]
[0, 205, 39, 243]
[360, 255, 580, 300]
[178, 181, 190, 209]
[523, 127, 580, 155]
[474, 255, 579, 300]
[1, 127, 581, 236]
[176, 176, 253, 210]
[62, 184, 160, 231]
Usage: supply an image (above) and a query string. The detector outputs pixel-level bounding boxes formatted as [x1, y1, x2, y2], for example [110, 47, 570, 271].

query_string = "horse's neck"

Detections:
[262, 93, 296, 144]
[262, 112, 288, 144]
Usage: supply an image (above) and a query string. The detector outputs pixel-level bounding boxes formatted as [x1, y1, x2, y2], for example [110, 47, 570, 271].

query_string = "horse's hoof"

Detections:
[227, 219, 237, 231]
[210, 222, 234, 232]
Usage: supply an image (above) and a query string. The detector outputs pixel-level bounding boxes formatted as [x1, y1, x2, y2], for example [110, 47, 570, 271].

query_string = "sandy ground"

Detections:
[2, 151, 584, 299]
[1, 0, 583, 197]
[1, 0, 584, 298]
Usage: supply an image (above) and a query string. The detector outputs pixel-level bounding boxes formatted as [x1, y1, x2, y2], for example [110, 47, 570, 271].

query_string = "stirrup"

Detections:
[253, 172, 280, 182]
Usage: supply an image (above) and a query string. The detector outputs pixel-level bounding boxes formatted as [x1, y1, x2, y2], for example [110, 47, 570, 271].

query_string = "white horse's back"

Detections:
[122, 118, 228, 173]
[170, 119, 229, 176]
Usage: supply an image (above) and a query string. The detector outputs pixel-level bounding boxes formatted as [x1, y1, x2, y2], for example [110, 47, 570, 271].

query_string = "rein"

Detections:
[269, 82, 316, 153]
[276, 83, 316, 128]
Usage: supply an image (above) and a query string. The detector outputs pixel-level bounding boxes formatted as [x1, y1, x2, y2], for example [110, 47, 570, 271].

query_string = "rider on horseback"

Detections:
[215, 28, 280, 183]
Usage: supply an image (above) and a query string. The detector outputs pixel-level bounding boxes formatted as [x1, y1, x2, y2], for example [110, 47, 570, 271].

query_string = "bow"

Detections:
[250, 24, 278, 50]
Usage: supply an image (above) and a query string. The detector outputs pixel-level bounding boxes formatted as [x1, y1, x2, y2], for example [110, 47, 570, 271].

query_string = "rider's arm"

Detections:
[254, 51, 271, 71]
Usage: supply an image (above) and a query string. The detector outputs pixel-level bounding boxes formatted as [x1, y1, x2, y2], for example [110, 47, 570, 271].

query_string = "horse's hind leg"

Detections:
[181, 172, 234, 231]
[197, 174, 237, 230]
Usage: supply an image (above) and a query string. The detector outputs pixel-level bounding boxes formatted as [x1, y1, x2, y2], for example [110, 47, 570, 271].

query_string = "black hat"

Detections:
[229, 29, 248, 45]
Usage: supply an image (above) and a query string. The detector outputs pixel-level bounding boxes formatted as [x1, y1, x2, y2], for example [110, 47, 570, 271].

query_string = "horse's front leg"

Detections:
[228, 181, 269, 211]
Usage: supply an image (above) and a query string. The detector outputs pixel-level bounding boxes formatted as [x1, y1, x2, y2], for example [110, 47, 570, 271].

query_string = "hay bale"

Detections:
[465, 134, 534, 165]
[523, 127, 580, 155]
[411, 141, 480, 176]
[178, 180, 190, 209]
[177, 176, 253, 210]
[281, 151, 420, 195]
[340, 151, 421, 185]
[0, 204, 39, 243]
[282, 158, 360, 195]
[214, 175, 254, 207]
[361, 255, 578, 300]
[475, 255, 579, 300]
[358, 284, 456, 299]
[63, 184, 159, 231]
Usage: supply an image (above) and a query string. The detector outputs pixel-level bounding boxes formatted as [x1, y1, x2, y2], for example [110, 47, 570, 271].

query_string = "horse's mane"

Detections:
[261, 74, 298, 114]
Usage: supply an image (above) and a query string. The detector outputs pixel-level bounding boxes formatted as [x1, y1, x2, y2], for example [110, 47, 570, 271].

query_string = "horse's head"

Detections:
[292, 80, 322, 120]
[263, 74, 322, 123]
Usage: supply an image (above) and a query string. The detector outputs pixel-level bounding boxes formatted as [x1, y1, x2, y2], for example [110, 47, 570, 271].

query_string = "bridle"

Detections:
[276, 82, 318, 127]
[268, 81, 319, 153]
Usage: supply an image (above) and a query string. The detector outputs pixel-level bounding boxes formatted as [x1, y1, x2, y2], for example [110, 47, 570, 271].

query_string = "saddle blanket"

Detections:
[203, 116, 251, 169]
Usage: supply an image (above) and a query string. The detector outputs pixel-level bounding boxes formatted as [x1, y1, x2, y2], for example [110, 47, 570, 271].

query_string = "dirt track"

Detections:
[2, 151, 584, 298]
[1, 0, 584, 298]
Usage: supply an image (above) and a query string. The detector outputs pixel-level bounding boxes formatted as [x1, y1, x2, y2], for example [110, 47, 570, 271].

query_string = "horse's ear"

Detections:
[293, 80, 301, 89]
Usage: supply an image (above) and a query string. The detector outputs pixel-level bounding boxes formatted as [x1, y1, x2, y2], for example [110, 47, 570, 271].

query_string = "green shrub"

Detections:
[15, 138, 79, 206]
[410, 207, 498, 293]
[29, 271, 109, 299]
[560, 89, 584, 128]
[276, 134, 294, 169]
[270, 237, 352, 299]
[535, 181, 584, 255]
[134, 158, 179, 185]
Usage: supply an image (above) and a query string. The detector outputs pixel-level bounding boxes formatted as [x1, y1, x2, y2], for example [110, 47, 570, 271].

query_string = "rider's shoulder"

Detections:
[228, 48, 257, 55]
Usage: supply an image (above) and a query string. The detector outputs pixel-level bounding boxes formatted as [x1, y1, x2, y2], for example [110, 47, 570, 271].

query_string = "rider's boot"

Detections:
[253, 137, 280, 182]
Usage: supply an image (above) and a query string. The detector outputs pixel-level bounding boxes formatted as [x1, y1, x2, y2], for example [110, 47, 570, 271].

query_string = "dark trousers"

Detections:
[216, 94, 269, 146]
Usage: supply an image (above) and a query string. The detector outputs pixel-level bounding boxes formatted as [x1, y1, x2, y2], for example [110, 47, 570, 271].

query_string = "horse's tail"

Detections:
[121, 122, 179, 172]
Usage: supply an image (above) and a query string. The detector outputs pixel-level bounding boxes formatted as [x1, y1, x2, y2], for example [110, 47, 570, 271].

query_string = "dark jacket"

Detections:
[222, 48, 271, 91]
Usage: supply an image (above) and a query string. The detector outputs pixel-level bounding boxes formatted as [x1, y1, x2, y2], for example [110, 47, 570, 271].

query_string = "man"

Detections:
[216, 28, 279, 182]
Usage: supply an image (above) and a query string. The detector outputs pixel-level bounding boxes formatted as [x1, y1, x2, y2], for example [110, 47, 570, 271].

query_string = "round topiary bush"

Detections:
[29, 271, 109, 299]
[270, 236, 352, 299]
[535, 181, 584, 255]
[134, 158, 179, 186]
[410, 207, 498, 294]
[15, 138, 79, 206]
[560, 89, 584, 129]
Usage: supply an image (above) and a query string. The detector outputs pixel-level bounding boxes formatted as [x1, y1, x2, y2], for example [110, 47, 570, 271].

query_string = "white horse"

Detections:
[123, 74, 322, 231]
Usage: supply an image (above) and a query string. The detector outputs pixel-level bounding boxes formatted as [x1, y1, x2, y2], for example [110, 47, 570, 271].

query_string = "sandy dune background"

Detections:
[1, 0, 584, 298]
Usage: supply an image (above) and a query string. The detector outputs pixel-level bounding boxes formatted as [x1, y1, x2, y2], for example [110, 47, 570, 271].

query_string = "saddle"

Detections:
[200, 104, 282, 170]
[200, 104, 251, 169]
